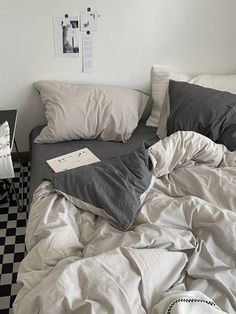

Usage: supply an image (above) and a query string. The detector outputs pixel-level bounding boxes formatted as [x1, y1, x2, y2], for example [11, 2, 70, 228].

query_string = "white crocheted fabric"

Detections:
[0, 121, 14, 179]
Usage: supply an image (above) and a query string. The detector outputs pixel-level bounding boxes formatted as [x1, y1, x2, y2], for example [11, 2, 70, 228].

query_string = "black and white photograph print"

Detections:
[53, 16, 80, 57]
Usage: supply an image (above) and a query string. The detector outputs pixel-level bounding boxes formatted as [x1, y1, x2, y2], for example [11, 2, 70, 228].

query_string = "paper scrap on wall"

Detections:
[82, 32, 94, 72]
[53, 16, 79, 57]
[80, 10, 98, 32]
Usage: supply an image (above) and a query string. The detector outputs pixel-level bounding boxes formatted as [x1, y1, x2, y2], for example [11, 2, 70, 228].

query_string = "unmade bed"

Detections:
[14, 75, 236, 314]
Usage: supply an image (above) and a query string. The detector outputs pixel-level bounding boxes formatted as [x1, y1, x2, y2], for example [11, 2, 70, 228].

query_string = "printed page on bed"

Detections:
[46, 148, 100, 173]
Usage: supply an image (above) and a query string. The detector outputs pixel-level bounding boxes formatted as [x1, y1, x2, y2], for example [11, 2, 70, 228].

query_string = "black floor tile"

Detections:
[15, 235, 25, 244]
[0, 285, 11, 297]
[2, 263, 14, 274]
[4, 245, 15, 254]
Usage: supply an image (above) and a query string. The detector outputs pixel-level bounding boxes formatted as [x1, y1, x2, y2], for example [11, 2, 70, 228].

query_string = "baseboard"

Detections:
[12, 151, 30, 163]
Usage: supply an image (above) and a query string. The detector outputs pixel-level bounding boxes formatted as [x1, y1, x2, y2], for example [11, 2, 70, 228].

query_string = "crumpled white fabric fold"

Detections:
[0, 121, 14, 179]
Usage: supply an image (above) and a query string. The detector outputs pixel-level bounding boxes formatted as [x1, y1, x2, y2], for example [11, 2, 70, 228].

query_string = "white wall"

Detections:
[1, 0, 236, 150]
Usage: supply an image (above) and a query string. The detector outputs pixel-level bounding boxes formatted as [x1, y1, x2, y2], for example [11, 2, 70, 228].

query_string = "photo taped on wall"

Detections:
[53, 15, 79, 57]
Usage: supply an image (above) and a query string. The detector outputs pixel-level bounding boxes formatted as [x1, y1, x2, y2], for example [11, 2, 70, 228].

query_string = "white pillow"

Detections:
[146, 66, 191, 128]
[190, 74, 236, 93]
[34, 81, 149, 144]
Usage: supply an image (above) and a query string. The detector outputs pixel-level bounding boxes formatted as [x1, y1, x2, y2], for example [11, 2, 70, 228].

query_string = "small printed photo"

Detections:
[53, 16, 79, 57]
[61, 19, 79, 54]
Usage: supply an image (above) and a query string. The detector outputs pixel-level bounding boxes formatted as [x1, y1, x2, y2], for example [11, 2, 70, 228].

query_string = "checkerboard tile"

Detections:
[0, 162, 30, 313]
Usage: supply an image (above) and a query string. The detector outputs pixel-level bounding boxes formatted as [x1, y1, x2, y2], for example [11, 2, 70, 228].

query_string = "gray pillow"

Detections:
[45, 147, 154, 231]
[167, 80, 236, 151]
[34, 81, 149, 143]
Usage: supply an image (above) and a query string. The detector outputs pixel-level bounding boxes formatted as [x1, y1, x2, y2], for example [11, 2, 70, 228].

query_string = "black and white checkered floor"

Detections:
[0, 162, 30, 314]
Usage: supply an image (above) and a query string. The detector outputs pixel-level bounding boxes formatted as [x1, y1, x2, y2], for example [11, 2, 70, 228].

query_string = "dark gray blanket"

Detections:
[45, 147, 153, 231]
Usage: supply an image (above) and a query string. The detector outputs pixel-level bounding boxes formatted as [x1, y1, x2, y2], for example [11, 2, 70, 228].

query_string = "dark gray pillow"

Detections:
[167, 80, 236, 151]
[45, 147, 153, 231]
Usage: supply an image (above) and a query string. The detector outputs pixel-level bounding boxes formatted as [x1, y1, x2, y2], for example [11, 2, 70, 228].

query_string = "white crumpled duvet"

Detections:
[14, 131, 236, 314]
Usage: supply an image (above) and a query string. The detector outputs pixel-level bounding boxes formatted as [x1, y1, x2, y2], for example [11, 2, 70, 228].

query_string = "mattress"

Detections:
[29, 121, 158, 202]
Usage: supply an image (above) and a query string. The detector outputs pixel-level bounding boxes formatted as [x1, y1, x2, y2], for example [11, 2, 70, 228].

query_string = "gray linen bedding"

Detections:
[15, 131, 236, 313]
[29, 121, 158, 202]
